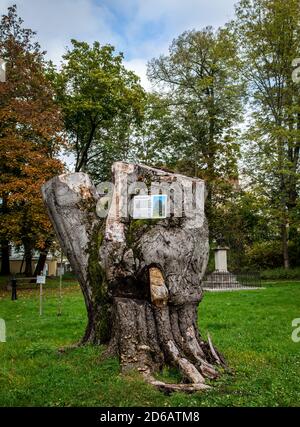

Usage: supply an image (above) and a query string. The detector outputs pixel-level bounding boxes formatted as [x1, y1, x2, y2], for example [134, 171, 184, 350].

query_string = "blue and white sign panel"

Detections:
[133, 195, 167, 219]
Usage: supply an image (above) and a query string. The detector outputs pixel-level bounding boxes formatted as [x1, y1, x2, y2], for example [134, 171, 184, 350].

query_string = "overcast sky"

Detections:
[0, 0, 237, 89]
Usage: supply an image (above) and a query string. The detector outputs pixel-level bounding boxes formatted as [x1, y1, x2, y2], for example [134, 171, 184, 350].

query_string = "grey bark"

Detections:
[42, 161, 226, 392]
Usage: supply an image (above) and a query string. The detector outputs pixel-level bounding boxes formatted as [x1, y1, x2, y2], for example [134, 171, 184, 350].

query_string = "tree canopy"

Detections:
[0, 5, 63, 275]
[1, 1, 300, 273]
[53, 39, 146, 181]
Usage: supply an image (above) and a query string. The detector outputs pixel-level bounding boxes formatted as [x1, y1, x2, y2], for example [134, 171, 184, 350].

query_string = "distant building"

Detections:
[0, 245, 70, 276]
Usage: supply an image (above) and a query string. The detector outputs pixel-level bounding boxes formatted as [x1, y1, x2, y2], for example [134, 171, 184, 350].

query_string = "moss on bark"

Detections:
[87, 222, 111, 344]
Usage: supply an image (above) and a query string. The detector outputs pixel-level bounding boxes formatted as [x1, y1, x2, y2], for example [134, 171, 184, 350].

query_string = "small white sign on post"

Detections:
[57, 267, 64, 276]
[36, 275, 46, 284]
[133, 195, 167, 219]
[0, 58, 6, 83]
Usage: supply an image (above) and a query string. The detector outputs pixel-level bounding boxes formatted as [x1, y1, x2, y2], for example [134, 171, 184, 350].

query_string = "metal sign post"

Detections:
[58, 249, 63, 316]
[40, 282, 43, 316]
[11, 275, 17, 301]
[36, 275, 46, 316]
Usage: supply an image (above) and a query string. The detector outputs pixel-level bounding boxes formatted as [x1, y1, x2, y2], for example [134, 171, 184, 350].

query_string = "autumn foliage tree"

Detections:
[0, 5, 63, 276]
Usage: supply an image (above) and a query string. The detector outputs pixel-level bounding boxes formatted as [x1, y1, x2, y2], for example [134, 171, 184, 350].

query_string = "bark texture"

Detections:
[42, 162, 226, 392]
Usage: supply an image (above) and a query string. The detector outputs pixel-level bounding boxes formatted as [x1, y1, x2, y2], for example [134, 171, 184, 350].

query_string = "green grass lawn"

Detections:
[0, 277, 299, 407]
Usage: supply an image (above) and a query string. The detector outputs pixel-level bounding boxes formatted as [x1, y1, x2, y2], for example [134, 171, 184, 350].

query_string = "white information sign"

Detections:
[133, 195, 167, 219]
[57, 267, 64, 276]
[0, 58, 6, 83]
[36, 275, 46, 284]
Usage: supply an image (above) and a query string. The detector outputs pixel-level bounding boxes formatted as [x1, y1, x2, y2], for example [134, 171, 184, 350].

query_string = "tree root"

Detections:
[57, 342, 82, 353]
[107, 297, 225, 393]
[144, 373, 211, 394]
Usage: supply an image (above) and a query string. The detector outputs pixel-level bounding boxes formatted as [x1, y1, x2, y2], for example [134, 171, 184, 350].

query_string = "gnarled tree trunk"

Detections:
[42, 162, 226, 392]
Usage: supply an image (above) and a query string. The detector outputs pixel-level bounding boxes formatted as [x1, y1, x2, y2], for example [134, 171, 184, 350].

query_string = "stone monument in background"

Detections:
[203, 246, 241, 290]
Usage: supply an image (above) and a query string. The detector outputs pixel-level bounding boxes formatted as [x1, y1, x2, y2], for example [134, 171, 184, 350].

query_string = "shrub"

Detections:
[245, 241, 282, 269]
[260, 267, 300, 280]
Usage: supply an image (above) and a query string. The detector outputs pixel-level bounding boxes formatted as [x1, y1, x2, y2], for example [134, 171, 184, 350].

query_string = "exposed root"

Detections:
[111, 297, 225, 392]
[153, 306, 206, 384]
[144, 374, 211, 394]
[174, 304, 219, 379]
[57, 342, 82, 353]
[207, 332, 227, 369]
[57, 295, 226, 393]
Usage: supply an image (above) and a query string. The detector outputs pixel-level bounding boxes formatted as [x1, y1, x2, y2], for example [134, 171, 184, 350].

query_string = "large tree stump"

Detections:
[42, 162, 226, 392]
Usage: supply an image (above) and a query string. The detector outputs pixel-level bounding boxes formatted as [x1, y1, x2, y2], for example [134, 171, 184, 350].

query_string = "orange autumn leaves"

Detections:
[0, 18, 64, 250]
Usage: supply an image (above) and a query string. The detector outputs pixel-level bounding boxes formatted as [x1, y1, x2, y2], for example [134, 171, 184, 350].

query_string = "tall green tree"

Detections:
[234, 0, 300, 268]
[146, 27, 244, 242]
[132, 93, 178, 166]
[54, 40, 146, 181]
